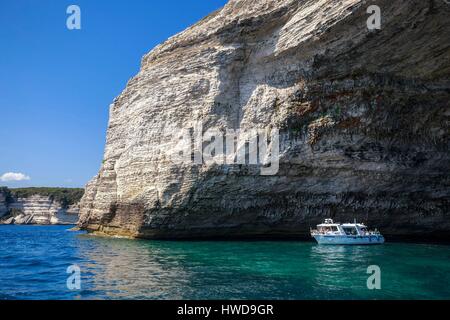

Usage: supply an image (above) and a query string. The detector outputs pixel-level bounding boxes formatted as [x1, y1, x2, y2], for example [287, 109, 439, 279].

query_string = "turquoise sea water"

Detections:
[0, 225, 449, 300]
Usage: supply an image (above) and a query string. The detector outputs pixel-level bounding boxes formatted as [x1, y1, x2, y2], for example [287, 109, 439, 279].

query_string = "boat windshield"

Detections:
[342, 226, 358, 235]
[318, 226, 339, 232]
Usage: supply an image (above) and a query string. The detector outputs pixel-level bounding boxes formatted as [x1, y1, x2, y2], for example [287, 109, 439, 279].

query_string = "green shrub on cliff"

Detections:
[0, 186, 14, 204]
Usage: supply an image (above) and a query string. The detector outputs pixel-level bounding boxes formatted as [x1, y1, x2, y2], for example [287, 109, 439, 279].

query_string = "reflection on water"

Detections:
[0, 225, 449, 300]
[309, 245, 382, 298]
[76, 235, 190, 299]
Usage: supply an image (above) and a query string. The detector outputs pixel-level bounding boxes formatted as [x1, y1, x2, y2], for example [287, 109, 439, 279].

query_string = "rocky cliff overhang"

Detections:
[78, 0, 450, 240]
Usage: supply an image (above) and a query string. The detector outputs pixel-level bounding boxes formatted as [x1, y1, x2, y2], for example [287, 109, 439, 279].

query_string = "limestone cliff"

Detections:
[0, 188, 83, 225]
[1, 196, 79, 225]
[78, 0, 450, 240]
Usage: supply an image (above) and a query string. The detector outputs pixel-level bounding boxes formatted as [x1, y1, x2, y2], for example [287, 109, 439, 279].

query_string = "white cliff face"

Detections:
[2, 195, 79, 225]
[79, 0, 450, 239]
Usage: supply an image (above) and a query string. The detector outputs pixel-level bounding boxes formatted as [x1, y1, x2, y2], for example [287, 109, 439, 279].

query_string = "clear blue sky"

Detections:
[0, 0, 227, 188]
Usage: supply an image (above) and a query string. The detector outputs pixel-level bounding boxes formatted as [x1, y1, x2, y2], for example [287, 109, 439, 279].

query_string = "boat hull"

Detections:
[313, 235, 385, 245]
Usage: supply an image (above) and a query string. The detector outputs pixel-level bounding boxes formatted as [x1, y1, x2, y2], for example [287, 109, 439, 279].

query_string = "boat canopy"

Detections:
[341, 223, 367, 228]
[317, 223, 340, 227]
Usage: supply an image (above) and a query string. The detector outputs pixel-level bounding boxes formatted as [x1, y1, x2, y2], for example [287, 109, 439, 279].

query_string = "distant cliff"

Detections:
[0, 188, 8, 218]
[78, 0, 450, 240]
[0, 187, 84, 225]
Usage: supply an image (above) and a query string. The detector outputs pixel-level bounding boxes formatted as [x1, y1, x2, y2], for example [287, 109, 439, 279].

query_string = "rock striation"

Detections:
[2, 195, 79, 225]
[78, 0, 450, 240]
[0, 188, 82, 225]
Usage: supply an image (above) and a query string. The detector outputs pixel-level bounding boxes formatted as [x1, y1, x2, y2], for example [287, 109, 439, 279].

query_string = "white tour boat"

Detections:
[311, 219, 385, 245]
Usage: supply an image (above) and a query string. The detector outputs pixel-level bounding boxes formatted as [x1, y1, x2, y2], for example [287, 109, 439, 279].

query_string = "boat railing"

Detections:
[310, 229, 341, 236]
[312, 229, 381, 236]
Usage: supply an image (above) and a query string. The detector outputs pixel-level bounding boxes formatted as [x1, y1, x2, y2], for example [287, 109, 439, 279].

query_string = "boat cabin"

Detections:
[315, 219, 371, 236]
[341, 223, 369, 236]
[316, 219, 341, 235]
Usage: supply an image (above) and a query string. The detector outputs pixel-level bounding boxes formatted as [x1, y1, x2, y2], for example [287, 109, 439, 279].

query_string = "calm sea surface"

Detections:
[0, 225, 449, 300]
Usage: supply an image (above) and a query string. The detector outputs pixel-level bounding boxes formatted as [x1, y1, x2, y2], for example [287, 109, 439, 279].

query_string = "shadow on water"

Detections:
[0, 226, 449, 299]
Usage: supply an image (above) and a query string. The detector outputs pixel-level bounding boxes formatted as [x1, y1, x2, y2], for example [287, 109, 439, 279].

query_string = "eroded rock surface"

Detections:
[0, 189, 81, 225]
[78, 0, 450, 240]
[2, 195, 79, 225]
